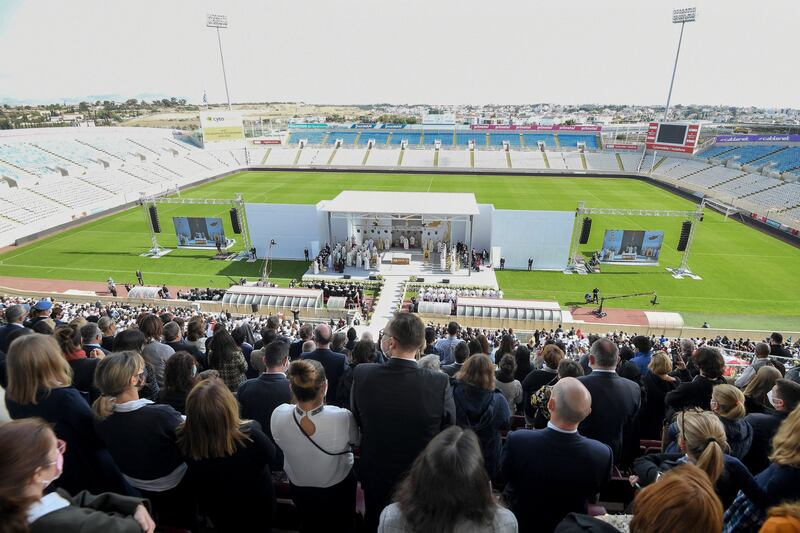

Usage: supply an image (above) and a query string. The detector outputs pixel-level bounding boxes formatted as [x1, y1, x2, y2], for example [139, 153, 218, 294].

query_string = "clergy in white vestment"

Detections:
[409, 235, 416, 247]
[312, 259, 319, 274]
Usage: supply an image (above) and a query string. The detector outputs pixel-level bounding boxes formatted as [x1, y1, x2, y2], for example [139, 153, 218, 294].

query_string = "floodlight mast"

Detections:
[664, 8, 696, 121]
[206, 14, 232, 111]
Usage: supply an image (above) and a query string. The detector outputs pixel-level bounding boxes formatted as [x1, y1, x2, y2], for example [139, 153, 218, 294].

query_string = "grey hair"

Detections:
[589, 338, 619, 369]
[4, 304, 27, 324]
[680, 338, 695, 354]
[418, 354, 441, 372]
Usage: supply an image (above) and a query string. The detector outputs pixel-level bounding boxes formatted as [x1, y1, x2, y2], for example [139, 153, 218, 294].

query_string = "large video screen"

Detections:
[599, 230, 664, 265]
[656, 123, 688, 145]
[172, 217, 226, 249]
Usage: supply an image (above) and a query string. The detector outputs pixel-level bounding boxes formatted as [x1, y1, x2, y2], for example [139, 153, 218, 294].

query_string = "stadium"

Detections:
[0, 1, 799, 532]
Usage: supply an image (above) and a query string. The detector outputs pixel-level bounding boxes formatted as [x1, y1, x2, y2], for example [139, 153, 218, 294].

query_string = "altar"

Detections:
[388, 252, 411, 265]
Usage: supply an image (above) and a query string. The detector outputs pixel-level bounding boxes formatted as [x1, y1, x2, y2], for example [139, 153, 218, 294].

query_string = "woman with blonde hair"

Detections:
[711, 384, 753, 459]
[4, 334, 126, 496]
[92, 351, 192, 528]
[724, 406, 800, 532]
[743, 366, 783, 414]
[177, 377, 276, 532]
[638, 350, 679, 439]
[453, 354, 511, 478]
[634, 410, 765, 508]
[271, 359, 360, 533]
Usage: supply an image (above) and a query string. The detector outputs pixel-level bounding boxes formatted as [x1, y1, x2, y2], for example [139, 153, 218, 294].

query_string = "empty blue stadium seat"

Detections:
[489, 134, 521, 147]
[744, 147, 800, 172]
[455, 133, 487, 146]
[558, 134, 598, 148]
[727, 145, 783, 164]
[522, 134, 555, 147]
[423, 131, 453, 146]
[290, 130, 327, 145]
[358, 131, 392, 145]
[388, 132, 423, 145]
[326, 131, 359, 145]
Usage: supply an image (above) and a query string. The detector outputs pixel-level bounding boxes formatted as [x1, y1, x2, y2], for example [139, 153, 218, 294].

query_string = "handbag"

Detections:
[292, 408, 352, 456]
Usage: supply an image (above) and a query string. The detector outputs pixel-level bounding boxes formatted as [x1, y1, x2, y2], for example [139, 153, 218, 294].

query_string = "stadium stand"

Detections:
[558, 134, 598, 149]
[547, 152, 567, 169]
[401, 148, 435, 167]
[325, 131, 359, 145]
[522, 133, 555, 148]
[696, 144, 739, 160]
[473, 149, 510, 169]
[753, 147, 800, 173]
[488, 133, 522, 147]
[422, 130, 452, 146]
[584, 152, 620, 171]
[563, 151, 584, 170]
[357, 131, 392, 146]
[331, 148, 366, 166]
[712, 173, 781, 198]
[265, 146, 298, 166]
[364, 148, 400, 167]
[455, 132, 488, 147]
[296, 148, 334, 166]
[509, 150, 547, 169]
[388, 131, 422, 145]
[437, 149, 470, 168]
[288, 130, 327, 145]
[619, 153, 645, 172]
[725, 145, 783, 165]
[677, 165, 746, 189]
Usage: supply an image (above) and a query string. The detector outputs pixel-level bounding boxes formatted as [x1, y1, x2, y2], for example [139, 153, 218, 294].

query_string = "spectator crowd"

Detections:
[0, 295, 799, 533]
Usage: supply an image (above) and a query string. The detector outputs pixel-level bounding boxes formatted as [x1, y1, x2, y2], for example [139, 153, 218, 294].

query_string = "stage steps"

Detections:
[362, 148, 370, 166]
[470, 150, 475, 168]
[506, 151, 512, 168]
[542, 152, 551, 169]
[261, 148, 271, 164]
[397, 149, 405, 166]
[326, 147, 338, 165]
[292, 148, 302, 166]
[579, 153, 587, 170]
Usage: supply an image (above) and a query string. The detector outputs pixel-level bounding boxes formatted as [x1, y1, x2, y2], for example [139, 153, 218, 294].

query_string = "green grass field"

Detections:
[1, 170, 798, 330]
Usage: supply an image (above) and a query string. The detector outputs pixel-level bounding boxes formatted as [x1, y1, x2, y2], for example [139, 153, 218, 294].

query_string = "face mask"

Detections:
[42, 447, 64, 488]
[191, 366, 197, 377]
[767, 390, 776, 408]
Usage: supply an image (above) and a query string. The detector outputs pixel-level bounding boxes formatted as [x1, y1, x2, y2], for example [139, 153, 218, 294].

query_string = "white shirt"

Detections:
[271, 403, 360, 488]
[27, 492, 70, 524]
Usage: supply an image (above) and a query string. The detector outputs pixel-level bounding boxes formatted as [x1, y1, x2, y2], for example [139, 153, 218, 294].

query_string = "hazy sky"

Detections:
[0, 0, 797, 108]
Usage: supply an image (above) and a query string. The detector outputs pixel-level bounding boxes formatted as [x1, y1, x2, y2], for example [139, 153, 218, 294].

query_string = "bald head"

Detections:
[549, 377, 592, 427]
[314, 323, 332, 346]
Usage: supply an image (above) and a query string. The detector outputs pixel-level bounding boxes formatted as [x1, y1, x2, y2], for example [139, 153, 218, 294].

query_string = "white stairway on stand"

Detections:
[366, 276, 408, 335]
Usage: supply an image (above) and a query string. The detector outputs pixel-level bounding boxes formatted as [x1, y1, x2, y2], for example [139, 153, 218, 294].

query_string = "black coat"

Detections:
[637, 372, 678, 440]
[68, 358, 101, 403]
[237, 373, 291, 439]
[521, 368, 558, 419]
[742, 409, 788, 475]
[351, 358, 455, 511]
[502, 428, 613, 533]
[301, 348, 347, 406]
[0, 323, 24, 353]
[664, 374, 725, 414]
[577, 371, 641, 463]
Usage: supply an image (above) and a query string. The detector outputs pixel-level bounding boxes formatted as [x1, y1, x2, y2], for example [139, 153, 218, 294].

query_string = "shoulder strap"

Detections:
[292, 410, 351, 456]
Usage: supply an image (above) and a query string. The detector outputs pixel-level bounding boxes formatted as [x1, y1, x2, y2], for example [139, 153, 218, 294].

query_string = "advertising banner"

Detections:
[199, 112, 244, 145]
[599, 229, 664, 265]
[714, 134, 800, 143]
[381, 123, 407, 129]
[423, 113, 456, 125]
[252, 139, 282, 145]
[173, 217, 226, 249]
[288, 123, 328, 129]
[469, 124, 602, 132]
[604, 143, 641, 151]
[351, 123, 377, 129]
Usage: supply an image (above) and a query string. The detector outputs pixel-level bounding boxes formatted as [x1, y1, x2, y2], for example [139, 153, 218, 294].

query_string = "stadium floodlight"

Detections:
[663, 7, 696, 121]
[206, 13, 232, 111]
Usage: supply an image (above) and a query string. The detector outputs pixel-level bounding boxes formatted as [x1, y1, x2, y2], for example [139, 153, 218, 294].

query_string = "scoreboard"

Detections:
[645, 122, 701, 154]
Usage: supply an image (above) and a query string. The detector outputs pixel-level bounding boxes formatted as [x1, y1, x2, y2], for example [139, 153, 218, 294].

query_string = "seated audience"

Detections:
[502, 377, 613, 532]
[5, 334, 126, 495]
[711, 384, 753, 459]
[495, 353, 523, 414]
[351, 313, 455, 531]
[272, 359, 359, 533]
[665, 346, 726, 413]
[207, 327, 248, 392]
[157, 351, 197, 414]
[0, 303, 27, 353]
[112, 329, 159, 401]
[0, 418, 155, 533]
[743, 365, 782, 414]
[162, 321, 205, 369]
[453, 354, 511, 478]
[441, 340, 469, 377]
[379, 426, 518, 533]
[97, 316, 116, 352]
[578, 339, 641, 463]
[629, 464, 723, 533]
[637, 350, 678, 439]
[92, 351, 192, 528]
[735, 342, 774, 389]
[742, 379, 800, 474]
[634, 410, 763, 509]
[184, 317, 207, 355]
[178, 377, 275, 533]
[80, 323, 109, 356]
[301, 324, 348, 406]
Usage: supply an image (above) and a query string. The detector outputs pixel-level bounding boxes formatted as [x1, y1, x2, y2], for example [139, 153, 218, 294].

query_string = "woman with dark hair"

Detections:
[476, 334, 491, 358]
[378, 426, 517, 532]
[492, 334, 516, 364]
[453, 354, 511, 478]
[0, 418, 155, 533]
[92, 352, 193, 528]
[54, 325, 101, 401]
[207, 328, 247, 392]
[336, 339, 376, 410]
[158, 351, 198, 414]
[513, 345, 532, 383]
[617, 345, 643, 386]
[468, 338, 483, 356]
[665, 346, 727, 414]
[138, 314, 174, 388]
[521, 344, 564, 425]
[112, 329, 159, 401]
[231, 326, 257, 379]
[185, 317, 207, 355]
[495, 354, 523, 414]
[5, 334, 127, 496]
[743, 366, 782, 414]
[345, 327, 358, 352]
[178, 377, 275, 532]
[271, 359, 360, 533]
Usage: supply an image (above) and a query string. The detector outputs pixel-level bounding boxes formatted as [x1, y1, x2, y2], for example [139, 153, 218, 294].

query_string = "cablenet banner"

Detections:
[715, 134, 800, 143]
[604, 143, 641, 151]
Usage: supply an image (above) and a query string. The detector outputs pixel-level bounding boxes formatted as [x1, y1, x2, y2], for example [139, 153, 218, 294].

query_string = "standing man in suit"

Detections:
[0, 304, 27, 354]
[301, 323, 347, 406]
[135, 270, 143, 285]
[501, 377, 613, 532]
[351, 313, 455, 532]
[289, 323, 313, 361]
[577, 338, 641, 464]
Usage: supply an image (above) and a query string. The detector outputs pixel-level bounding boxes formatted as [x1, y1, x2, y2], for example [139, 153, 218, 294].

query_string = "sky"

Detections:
[0, 0, 797, 108]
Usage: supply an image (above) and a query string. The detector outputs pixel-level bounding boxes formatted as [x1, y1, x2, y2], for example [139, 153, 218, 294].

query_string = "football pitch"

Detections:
[0, 170, 798, 330]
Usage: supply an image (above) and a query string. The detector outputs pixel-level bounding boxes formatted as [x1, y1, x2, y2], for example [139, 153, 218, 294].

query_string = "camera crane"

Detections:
[594, 291, 658, 318]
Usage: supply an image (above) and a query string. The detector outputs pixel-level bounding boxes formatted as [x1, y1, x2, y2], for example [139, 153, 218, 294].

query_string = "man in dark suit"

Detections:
[577, 338, 641, 464]
[23, 300, 52, 329]
[301, 323, 347, 406]
[239, 340, 291, 470]
[742, 379, 800, 475]
[501, 377, 613, 532]
[162, 321, 206, 369]
[0, 304, 28, 353]
[80, 323, 111, 356]
[289, 323, 313, 361]
[351, 313, 455, 532]
[441, 340, 468, 377]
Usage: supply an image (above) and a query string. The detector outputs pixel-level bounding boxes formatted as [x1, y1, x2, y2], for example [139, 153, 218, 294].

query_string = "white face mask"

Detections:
[767, 390, 776, 408]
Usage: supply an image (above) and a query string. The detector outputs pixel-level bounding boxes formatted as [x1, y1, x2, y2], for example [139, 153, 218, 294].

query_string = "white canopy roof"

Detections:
[322, 191, 480, 217]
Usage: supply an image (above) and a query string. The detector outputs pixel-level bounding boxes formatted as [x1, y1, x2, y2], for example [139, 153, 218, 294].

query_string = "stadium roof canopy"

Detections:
[322, 191, 480, 218]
